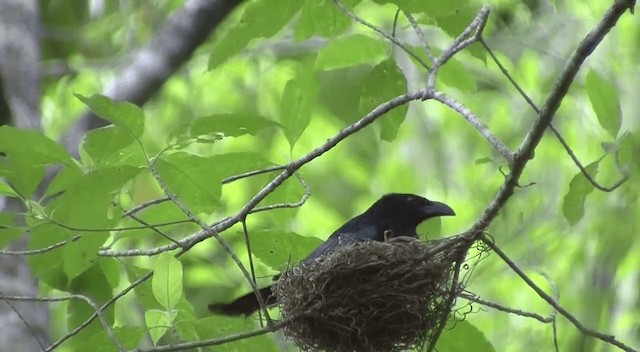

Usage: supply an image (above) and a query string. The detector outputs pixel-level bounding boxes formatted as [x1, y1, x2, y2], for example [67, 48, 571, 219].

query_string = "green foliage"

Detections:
[436, 320, 495, 352]
[585, 69, 622, 138]
[249, 229, 324, 270]
[562, 160, 600, 226]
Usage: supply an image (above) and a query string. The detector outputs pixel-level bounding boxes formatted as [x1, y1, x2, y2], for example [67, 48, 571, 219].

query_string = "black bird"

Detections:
[208, 193, 455, 316]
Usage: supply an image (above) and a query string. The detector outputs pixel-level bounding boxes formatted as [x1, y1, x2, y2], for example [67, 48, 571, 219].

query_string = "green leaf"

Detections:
[0, 158, 44, 197]
[0, 213, 23, 248]
[294, 0, 358, 40]
[193, 316, 279, 351]
[585, 69, 622, 137]
[439, 56, 477, 92]
[154, 152, 223, 213]
[209, 0, 303, 69]
[318, 65, 372, 123]
[315, 34, 388, 70]
[436, 320, 495, 352]
[27, 223, 71, 290]
[0, 126, 75, 166]
[76, 94, 145, 139]
[46, 166, 139, 281]
[249, 229, 323, 271]
[0, 181, 18, 197]
[359, 59, 408, 141]
[280, 62, 318, 149]
[152, 252, 183, 309]
[77, 326, 145, 352]
[372, 0, 470, 15]
[145, 309, 170, 345]
[67, 263, 116, 328]
[562, 160, 600, 226]
[80, 125, 143, 168]
[618, 132, 640, 175]
[190, 113, 280, 138]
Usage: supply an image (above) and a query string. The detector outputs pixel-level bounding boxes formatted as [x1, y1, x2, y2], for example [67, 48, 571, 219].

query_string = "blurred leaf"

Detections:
[193, 315, 279, 351]
[372, 0, 470, 15]
[145, 309, 170, 345]
[250, 229, 323, 271]
[562, 160, 600, 226]
[27, 223, 71, 289]
[190, 113, 280, 138]
[315, 34, 388, 70]
[67, 263, 116, 328]
[0, 126, 75, 166]
[0, 213, 23, 248]
[474, 157, 493, 165]
[76, 94, 145, 139]
[152, 252, 183, 309]
[76, 326, 145, 352]
[439, 56, 477, 92]
[294, 0, 359, 40]
[154, 152, 224, 213]
[318, 64, 372, 122]
[618, 132, 640, 175]
[45, 166, 139, 280]
[0, 181, 18, 197]
[209, 0, 303, 69]
[359, 59, 408, 141]
[80, 125, 144, 168]
[281, 62, 318, 149]
[0, 158, 44, 197]
[436, 320, 495, 352]
[126, 265, 160, 311]
[585, 70, 622, 137]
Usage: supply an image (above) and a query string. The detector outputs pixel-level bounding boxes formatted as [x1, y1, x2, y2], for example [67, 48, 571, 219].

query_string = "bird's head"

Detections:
[367, 193, 455, 236]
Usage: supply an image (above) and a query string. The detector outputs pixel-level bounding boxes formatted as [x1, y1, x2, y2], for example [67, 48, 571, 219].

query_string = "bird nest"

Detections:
[275, 235, 475, 352]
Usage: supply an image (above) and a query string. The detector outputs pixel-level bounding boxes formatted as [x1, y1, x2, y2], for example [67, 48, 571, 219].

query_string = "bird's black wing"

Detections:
[304, 225, 378, 261]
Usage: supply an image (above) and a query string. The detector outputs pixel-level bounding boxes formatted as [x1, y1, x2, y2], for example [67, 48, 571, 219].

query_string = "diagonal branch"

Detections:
[469, 0, 635, 234]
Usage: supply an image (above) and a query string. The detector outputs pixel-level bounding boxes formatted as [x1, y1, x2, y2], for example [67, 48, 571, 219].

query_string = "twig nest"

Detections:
[275, 236, 470, 352]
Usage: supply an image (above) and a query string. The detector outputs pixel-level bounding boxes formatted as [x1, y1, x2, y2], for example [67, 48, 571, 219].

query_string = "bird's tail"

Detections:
[208, 286, 276, 316]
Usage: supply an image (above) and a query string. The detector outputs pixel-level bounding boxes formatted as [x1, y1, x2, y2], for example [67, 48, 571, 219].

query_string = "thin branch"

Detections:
[468, 0, 634, 234]
[49, 219, 194, 233]
[431, 90, 514, 163]
[479, 38, 629, 191]
[123, 197, 170, 217]
[2, 294, 124, 352]
[427, 6, 490, 89]
[147, 157, 274, 324]
[0, 235, 80, 256]
[0, 297, 47, 350]
[133, 321, 287, 352]
[98, 176, 311, 257]
[482, 235, 636, 352]
[46, 271, 153, 351]
[401, 10, 436, 64]
[221, 165, 287, 184]
[332, 0, 430, 70]
[458, 292, 553, 323]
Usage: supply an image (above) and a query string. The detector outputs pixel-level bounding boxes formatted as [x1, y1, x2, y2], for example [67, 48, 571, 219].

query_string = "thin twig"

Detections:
[458, 292, 553, 323]
[2, 294, 125, 352]
[431, 90, 514, 163]
[147, 156, 274, 325]
[133, 321, 287, 352]
[221, 165, 287, 184]
[332, 0, 430, 70]
[482, 235, 636, 352]
[402, 10, 436, 65]
[479, 38, 629, 191]
[0, 235, 80, 256]
[469, 0, 634, 234]
[123, 197, 170, 217]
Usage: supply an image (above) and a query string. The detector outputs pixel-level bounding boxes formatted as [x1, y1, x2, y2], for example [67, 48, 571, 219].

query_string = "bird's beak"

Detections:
[423, 201, 455, 217]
